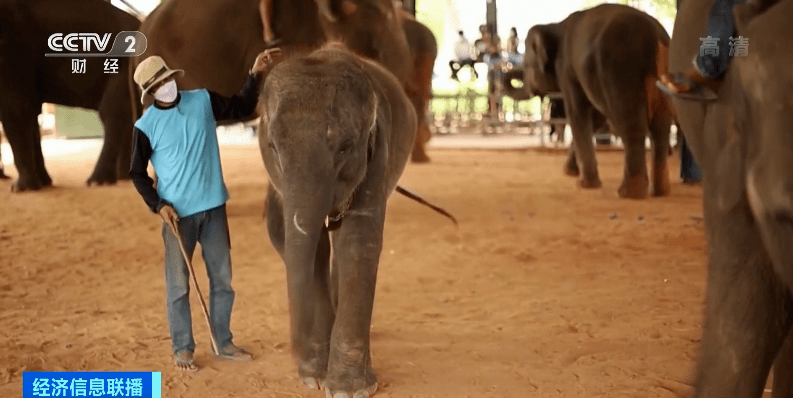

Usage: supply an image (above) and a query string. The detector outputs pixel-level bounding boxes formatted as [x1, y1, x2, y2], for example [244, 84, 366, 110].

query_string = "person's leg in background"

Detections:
[679, 131, 703, 184]
[449, 60, 461, 80]
[463, 59, 479, 79]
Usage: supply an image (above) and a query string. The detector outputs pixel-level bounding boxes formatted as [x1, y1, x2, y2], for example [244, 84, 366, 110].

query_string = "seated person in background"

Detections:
[473, 24, 495, 62]
[449, 30, 478, 80]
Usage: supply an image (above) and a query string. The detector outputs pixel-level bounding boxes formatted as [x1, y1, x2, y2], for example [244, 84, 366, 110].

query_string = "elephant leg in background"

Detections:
[694, 202, 793, 398]
[564, 142, 579, 177]
[407, 58, 434, 165]
[0, 102, 52, 191]
[89, 76, 133, 186]
[649, 110, 673, 197]
[265, 186, 335, 389]
[610, 99, 651, 199]
[554, 123, 567, 145]
[324, 212, 385, 397]
[411, 114, 431, 163]
[561, 83, 601, 188]
[773, 329, 793, 398]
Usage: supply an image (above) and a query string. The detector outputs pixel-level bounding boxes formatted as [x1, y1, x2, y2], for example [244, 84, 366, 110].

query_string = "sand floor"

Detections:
[0, 141, 752, 397]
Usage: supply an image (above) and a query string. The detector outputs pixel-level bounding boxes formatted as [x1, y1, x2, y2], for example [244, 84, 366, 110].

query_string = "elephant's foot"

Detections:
[297, 345, 330, 390]
[564, 159, 580, 177]
[301, 376, 324, 390]
[298, 364, 327, 391]
[651, 171, 671, 196]
[86, 169, 119, 187]
[324, 348, 378, 398]
[411, 150, 430, 164]
[11, 173, 52, 192]
[323, 372, 378, 398]
[650, 162, 671, 196]
[618, 175, 650, 199]
[578, 175, 602, 189]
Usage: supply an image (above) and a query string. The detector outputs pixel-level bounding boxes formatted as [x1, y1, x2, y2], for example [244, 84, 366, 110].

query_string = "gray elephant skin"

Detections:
[668, 0, 793, 396]
[259, 43, 417, 398]
[504, 4, 675, 199]
[0, 0, 140, 191]
[133, 0, 434, 163]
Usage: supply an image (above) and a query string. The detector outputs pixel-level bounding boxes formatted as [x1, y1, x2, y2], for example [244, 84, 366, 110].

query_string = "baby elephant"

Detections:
[258, 43, 417, 398]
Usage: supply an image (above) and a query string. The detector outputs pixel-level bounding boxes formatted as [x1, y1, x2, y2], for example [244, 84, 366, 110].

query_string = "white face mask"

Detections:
[153, 80, 178, 103]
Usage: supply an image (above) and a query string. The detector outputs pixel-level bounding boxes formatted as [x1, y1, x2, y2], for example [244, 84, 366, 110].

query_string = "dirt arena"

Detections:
[1, 141, 768, 397]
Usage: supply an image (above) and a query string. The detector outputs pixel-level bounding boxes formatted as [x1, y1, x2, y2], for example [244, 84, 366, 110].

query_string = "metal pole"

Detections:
[486, 0, 497, 37]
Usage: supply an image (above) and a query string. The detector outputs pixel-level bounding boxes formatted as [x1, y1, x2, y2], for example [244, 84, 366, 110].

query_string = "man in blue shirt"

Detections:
[130, 49, 281, 371]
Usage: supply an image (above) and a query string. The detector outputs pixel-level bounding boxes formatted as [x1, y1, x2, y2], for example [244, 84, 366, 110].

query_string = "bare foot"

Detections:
[173, 350, 198, 372]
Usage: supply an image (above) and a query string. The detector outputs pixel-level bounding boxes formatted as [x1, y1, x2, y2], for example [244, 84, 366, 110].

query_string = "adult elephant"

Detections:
[396, 5, 438, 163]
[132, 0, 412, 129]
[668, 0, 793, 396]
[0, 0, 140, 191]
[503, 4, 675, 199]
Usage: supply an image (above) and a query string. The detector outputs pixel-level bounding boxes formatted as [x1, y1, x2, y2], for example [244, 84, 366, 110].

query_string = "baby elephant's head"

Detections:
[258, 49, 381, 231]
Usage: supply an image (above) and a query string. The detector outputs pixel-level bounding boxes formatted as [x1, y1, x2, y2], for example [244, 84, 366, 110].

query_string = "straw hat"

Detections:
[134, 56, 185, 104]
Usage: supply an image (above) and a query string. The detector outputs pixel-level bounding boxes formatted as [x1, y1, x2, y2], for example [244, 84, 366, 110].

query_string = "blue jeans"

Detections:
[162, 204, 235, 354]
[696, 0, 743, 78]
[680, 135, 702, 181]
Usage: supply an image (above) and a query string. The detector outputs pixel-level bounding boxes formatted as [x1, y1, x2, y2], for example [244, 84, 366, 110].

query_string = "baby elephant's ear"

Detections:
[734, 1, 764, 33]
[367, 94, 380, 162]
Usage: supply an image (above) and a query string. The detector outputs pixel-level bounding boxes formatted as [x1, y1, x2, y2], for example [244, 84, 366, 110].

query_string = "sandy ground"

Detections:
[0, 140, 759, 398]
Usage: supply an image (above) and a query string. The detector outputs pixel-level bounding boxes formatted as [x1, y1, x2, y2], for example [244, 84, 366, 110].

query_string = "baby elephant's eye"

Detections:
[338, 140, 354, 155]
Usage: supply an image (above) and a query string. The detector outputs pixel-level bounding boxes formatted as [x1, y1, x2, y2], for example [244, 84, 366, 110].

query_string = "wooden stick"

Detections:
[171, 223, 220, 355]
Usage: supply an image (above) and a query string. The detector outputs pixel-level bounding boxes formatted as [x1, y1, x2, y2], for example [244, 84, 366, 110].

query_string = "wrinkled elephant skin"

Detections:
[510, 4, 675, 199]
[259, 44, 416, 398]
[668, 0, 793, 397]
[0, 0, 140, 191]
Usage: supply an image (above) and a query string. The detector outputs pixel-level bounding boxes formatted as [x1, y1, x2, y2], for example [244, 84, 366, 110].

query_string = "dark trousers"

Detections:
[696, 0, 743, 78]
[680, 134, 702, 181]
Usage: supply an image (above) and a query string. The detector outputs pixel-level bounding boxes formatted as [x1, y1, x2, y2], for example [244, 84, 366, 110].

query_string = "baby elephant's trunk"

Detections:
[502, 69, 534, 101]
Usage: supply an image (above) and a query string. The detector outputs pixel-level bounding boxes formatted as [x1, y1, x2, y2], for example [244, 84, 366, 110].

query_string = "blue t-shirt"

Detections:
[134, 89, 229, 217]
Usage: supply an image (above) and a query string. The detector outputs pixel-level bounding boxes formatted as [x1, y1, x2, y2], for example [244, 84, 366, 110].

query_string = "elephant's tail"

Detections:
[645, 40, 676, 124]
[128, 57, 141, 125]
[395, 185, 458, 227]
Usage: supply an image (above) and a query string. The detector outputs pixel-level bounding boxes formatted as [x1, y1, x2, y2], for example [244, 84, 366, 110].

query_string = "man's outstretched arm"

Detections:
[207, 72, 263, 122]
[208, 48, 284, 122]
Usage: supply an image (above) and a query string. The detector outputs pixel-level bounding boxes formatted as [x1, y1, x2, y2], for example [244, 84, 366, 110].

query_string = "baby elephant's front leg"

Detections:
[325, 212, 384, 398]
